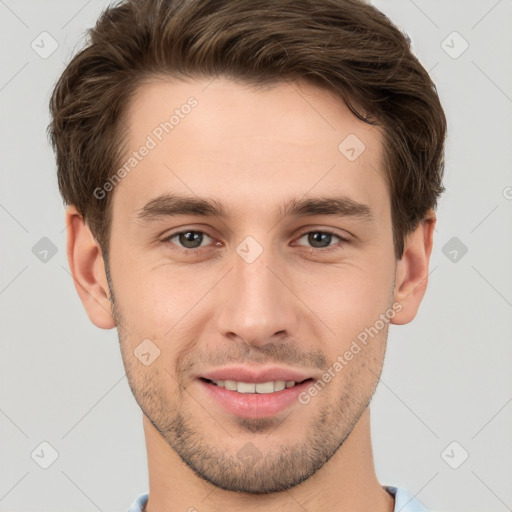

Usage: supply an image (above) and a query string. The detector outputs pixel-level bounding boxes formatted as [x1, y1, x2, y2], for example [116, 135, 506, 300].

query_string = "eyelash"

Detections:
[161, 229, 349, 255]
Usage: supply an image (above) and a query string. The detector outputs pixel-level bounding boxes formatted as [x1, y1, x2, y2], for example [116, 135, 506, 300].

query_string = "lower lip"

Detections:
[198, 379, 313, 419]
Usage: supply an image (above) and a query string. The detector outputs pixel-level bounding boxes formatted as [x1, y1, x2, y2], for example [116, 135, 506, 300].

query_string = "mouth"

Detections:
[199, 377, 313, 394]
[197, 376, 315, 419]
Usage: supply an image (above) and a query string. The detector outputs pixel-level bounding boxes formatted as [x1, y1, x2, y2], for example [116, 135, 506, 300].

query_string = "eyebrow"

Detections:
[135, 193, 374, 223]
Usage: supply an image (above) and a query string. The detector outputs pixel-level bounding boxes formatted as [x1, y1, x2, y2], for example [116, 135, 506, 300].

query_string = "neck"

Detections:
[142, 407, 394, 512]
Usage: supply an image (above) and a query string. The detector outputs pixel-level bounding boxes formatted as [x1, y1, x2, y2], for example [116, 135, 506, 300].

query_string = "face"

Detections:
[106, 76, 398, 493]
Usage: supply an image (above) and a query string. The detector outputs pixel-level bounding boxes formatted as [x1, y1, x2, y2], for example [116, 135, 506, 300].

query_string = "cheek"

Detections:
[290, 258, 395, 336]
[113, 258, 189, 321]
[112, 262, 216, 371]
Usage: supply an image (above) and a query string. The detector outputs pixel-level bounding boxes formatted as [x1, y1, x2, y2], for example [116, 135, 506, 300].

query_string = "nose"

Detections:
[214, 243, 301, 347]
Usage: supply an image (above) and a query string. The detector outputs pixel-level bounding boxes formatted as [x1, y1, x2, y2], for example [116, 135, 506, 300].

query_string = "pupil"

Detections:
[180, 231, 202, 249]
[309, 232, 331, 248]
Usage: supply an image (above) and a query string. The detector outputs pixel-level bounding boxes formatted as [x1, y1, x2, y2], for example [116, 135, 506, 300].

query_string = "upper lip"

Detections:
[198, 365, 315, 384]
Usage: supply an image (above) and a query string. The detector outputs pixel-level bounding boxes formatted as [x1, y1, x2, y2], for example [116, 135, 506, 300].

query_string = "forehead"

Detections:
[113, 76, 388, 222]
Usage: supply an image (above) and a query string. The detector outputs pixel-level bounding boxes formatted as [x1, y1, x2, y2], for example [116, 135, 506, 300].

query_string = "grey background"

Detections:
[1, 1, 511, 511]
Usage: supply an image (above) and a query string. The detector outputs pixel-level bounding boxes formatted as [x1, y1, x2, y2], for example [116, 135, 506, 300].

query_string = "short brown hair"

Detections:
[48, 0, 446, 260]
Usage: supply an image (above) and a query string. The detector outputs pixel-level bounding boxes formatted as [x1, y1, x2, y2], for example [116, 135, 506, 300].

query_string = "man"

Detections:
[48, 0, 446, 510]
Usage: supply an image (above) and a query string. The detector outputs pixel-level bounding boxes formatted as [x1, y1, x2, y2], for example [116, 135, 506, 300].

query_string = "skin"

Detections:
[66, 77, 435, 512]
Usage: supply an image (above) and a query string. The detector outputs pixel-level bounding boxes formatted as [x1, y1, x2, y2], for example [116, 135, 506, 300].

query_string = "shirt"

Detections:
[126, 485, 430, 511]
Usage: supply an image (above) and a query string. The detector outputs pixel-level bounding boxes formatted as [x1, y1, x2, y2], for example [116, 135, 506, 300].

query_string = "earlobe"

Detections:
[391, 210, 436, 325]
[65, 205, 116, 329]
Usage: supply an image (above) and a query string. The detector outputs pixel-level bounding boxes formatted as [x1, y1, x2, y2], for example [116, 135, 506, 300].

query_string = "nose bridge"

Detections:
[216, 239, 298, 345]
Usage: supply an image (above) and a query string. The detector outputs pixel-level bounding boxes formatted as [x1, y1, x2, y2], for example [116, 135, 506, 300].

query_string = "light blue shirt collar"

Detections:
[127, 486, 430, 511]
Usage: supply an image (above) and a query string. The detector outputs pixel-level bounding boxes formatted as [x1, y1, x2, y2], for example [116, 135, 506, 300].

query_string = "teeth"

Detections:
[224, 380, 237, 391]
[255, 381, 274, 393]
[211, 380, 297, 393]
[237, 382, 256, 393]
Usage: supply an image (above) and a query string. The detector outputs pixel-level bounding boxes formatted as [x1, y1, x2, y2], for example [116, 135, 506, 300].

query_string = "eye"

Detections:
[161, 228, 349, 255]
[163, 230, 214, 251]
[295, 230, 348, 250]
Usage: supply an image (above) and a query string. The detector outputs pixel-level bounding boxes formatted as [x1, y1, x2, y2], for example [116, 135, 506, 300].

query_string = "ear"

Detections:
[391, 209, 436, 325]
[65, 205, 116, 329]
